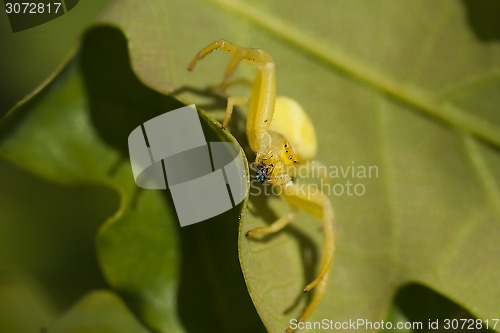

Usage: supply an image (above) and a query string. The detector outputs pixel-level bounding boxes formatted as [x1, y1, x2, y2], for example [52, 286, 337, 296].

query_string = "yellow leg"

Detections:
[245, 208, 297, 237]
[188, 39, 273, 91]
[286, 271, 331, 333]
[300, 193, 335, 292]
[280, 183, 336, 329]
[222, 96, 249, 129]
[188, 39, 276, 153]
[308, 160, 331, 186]
[285, 160, 329, 186]
[248, 180, 335, 332]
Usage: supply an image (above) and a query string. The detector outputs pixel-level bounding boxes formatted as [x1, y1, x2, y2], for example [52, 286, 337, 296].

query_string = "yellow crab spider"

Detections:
[188, 40, 335, 333]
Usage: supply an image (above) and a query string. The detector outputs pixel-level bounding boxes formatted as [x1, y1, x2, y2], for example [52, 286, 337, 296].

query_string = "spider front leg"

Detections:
[245, 207, 298, 237]
[283, 183, 335, 332]
[188, 39, 273, 92]
[280, 183, 335, 292]
[246, 181, 336, 332]
[188, 39, 276, 152]
[221, 96, 249, 129]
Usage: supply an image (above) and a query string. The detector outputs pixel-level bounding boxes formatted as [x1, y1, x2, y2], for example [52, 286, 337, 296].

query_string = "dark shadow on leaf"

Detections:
[461, 0, 500, 42]
[0, 158, 115, 311]
[174, 117, 265, 332]
[80, 26, 185, 158]
[171, 85, 252, 158]
[246, 192, 318, 318]
[171, 86, 228, 111]
[176, 201, 265, 333]
[392, 283, 496, 332]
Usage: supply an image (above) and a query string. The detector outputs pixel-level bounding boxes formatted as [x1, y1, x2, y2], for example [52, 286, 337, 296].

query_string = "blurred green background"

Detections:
[0, 1, 111, 116]
[0, 1, 114, 331]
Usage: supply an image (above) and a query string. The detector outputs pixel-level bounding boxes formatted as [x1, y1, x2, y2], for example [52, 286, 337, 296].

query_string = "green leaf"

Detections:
[0, 23, 260, 333]
[47, 290, 151, 333]
[1, 0, 500, 333]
